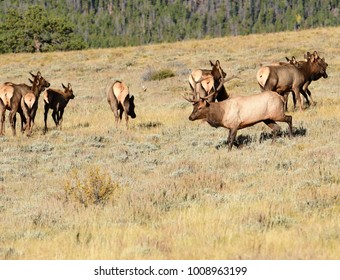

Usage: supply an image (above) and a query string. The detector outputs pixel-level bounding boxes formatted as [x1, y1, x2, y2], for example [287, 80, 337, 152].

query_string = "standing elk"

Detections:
[189, 60, 237, 102]
[107, 80, 136, 128]
[20, 74, 43, 136]
[0, 71, 50, 136]
[184, 88, 292, 151]
[43, 83, 75, 133]
[292, 51, 328, 107]
[257, 51, 328, 111]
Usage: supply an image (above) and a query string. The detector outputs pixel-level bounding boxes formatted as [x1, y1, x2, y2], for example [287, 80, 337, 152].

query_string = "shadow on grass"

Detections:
[215, 125, 307, 150]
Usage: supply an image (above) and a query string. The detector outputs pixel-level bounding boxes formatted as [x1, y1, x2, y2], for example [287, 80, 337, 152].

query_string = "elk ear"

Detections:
[28, 78, 34, 84]
[209, 60, 214, 66]
[216, 60, 220, 66]
[203, 100, 210, 107]
[285, 57, 290, 62]
[68, 83, 72, 89]
[130, 95, 134, 102]
[29, 71, 36, 78]
[62, 83, 66, 89]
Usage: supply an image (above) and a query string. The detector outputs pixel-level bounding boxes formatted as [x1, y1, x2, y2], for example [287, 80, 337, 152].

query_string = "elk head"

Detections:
[210, 60, 227, 81]
[29, 71, 50, 91]
[62, 83, 75, 99]
[305, 51, 328, 79]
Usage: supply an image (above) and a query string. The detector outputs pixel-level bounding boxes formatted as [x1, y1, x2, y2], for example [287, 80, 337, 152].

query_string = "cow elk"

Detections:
[257, 51, 328, 111]
[184, 89, 293, 151]
[43, 83, 75, 133]
[21, 72, 50, 136]
[107, 80, 136, 128]
[189, 60, 237, 102]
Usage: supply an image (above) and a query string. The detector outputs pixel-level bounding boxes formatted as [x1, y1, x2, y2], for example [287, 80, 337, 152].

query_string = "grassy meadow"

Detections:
[0, 27, 339, 260]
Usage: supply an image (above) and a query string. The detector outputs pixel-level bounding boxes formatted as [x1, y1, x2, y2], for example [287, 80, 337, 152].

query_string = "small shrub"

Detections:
[142, 67, 175, 81]
[64, 167, 120, 207]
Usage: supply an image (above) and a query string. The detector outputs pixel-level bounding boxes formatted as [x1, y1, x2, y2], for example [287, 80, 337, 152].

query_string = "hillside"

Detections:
[0, 0, 339, 51]
[0, 27, 339, 259]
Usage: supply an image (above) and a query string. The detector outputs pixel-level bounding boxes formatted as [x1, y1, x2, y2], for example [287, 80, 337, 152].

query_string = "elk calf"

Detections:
[186, 91, 292, 151]
[43, 83, 75, 133]
[107, 81, 136, 128]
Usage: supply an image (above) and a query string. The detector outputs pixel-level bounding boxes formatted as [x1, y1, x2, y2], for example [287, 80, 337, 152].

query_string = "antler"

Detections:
[182, 92, 197, 103]
[201, 90, 217, 101]
[190, 73, 210, 100]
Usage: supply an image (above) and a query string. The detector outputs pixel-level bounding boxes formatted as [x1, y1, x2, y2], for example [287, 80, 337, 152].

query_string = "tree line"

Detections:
[0, 0, 339, 53]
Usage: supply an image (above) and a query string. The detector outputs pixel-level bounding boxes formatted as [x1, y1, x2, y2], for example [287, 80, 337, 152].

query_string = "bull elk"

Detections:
[107, 80, 136, 128]
[43, 83, 75, 133]
[0, 71, 50, 136]
[257, 51, 328, 111]
[184, 89, 292, 151]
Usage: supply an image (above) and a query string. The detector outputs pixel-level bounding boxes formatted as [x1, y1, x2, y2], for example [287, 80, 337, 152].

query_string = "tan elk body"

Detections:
[107, 81, 136, 128]
[187, 91, 293, 151]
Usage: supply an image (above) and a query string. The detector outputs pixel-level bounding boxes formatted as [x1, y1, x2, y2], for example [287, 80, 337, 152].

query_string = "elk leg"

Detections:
[52, 110, 58, 127]
[303, 83, 315, 106]
[44, 104, 49, 133]
[300, 88, 310, 107]
[227, 128, 238, 151]
[119, 109, 124, 124]
[124, 110, 129, 129]
[284, 115, 293, 138]
[263, 120, 280, 142]
[0, 107, 5, 136]
[59, 109, 64, 130]
[292, 88, 303, 111]
[21, 104, 31, 136]
[287, 91, 297, 111]
[9, 111, 17, 136]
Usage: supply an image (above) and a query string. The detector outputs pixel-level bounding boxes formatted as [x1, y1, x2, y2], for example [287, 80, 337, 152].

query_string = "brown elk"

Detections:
[107, 80, 136, 128]
[257, 51, 328, 111]
[43, 83, 75, 133]
[189, 60, 236, 102]
[184, 90, 292, 151]
[293, 51, 328, 106]
[0, 71, 50, 136]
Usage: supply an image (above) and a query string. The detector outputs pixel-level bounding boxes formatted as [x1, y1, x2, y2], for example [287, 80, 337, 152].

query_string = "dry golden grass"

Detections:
[0, 27, 339, 260]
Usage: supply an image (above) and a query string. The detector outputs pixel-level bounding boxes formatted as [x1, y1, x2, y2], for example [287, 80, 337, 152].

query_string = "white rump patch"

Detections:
[0, 84, 14, 107]
[113, 82, 129, 104]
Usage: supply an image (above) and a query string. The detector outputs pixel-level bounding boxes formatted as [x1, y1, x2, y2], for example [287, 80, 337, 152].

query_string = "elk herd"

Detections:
[184, 50, 328, 150]
[0, 50, 328, 152]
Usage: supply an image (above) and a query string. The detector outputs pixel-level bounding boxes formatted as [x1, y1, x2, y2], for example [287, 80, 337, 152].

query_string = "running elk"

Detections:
[184, 89, 292, 151]
[43, 83, 75, 133]
[107, 81, 136, 128]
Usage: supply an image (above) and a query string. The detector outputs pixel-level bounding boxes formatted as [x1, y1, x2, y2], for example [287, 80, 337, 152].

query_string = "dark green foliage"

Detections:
[0, 5, 86, 53]
[0, 0, 339, 53]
